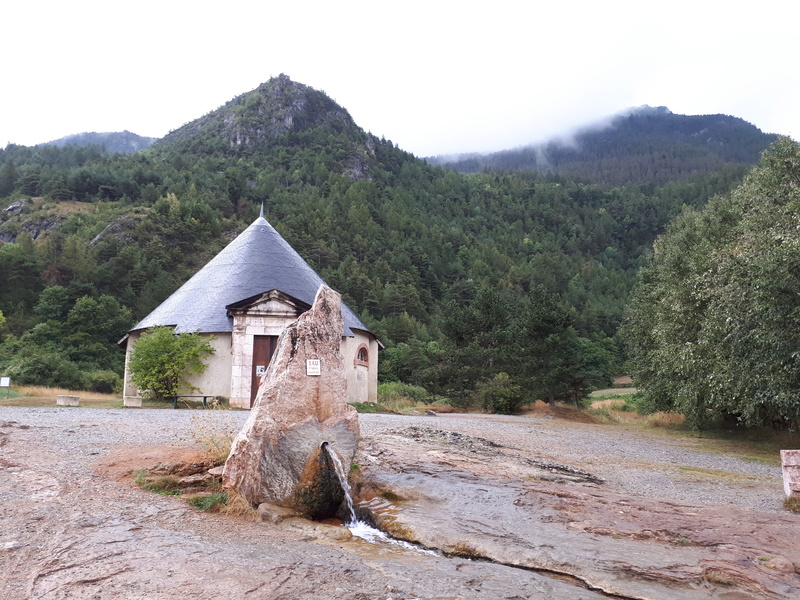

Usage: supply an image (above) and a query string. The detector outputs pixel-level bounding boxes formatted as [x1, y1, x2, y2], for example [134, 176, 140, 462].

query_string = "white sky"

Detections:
[2, 0, 798, 157]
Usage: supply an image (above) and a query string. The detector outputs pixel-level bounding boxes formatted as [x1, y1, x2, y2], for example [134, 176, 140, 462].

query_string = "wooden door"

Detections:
[251, 335, 278, 403]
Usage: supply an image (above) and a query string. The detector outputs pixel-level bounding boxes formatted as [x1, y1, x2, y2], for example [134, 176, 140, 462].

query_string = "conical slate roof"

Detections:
[131, 216, 370, 336]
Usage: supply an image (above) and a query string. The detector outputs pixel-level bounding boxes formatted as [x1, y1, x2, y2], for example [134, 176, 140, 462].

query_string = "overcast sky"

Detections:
[2, 0, 797, 157]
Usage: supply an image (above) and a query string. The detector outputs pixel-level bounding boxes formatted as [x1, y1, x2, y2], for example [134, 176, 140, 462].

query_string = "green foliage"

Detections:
[4, 349, 86, 390]
[433, 285, 613, 409]
[473, 372, 523, 414]
[377, 381, 430, 403]
[129, 327, 215, 401]
[625, 138, 800, 430]
[186, 492, 228, 511]
[85, 370, 123, 394]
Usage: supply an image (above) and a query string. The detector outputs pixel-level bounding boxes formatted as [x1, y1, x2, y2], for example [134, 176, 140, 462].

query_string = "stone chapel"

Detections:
[119, 211, 379, 408]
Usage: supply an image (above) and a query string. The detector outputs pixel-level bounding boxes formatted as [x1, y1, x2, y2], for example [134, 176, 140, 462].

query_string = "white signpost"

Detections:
[0, 376, 9, 399]
[306, 359, 321, 376]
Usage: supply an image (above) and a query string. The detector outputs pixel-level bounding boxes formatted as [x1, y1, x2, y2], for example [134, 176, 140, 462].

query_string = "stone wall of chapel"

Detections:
[186, 333, 233, 399]
[341, 332, 379, 405]
[121, 331, 141, 405]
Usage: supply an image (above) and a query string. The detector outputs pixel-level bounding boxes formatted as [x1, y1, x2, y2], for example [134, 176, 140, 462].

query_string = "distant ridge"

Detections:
[42, 131, 157, 154]
[428, 106, 779, 186]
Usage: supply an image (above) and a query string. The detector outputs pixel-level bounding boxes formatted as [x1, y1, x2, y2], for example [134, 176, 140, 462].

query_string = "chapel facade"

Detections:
[119, 213, 379, 408]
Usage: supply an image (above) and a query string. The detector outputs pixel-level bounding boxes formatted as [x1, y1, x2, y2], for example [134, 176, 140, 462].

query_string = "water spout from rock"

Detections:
[322, 442, 356, 525]
[321, 443, 434, 554]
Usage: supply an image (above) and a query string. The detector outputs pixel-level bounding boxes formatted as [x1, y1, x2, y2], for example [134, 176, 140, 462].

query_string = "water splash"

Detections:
[322, 443, 436, 554]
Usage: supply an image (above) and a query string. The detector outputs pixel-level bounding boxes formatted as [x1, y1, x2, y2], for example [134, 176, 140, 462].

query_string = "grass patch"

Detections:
[645, 411, 687, 429]
[218, 489, 258, 519]
[349, 402, 391, 413]
[784, 497, 800, 513]
[675, 465, 763, 484]
[134, 470, 182, 495]
[678, 429, 800, 467]
[186, 492, 228, 512]
[0, 386, 123, 408]
[185, 410, 238, 462]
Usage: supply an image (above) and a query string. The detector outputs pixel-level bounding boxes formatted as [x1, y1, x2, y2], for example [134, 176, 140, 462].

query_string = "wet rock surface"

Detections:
[358, 416, 800, 599]
[0, 409, 797, 599]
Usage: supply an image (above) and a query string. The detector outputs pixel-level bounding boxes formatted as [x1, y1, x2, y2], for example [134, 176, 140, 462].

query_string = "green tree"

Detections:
[515, 285, 579, 406]
[128, 327, 215, 401]
[624, 138, 800, 429]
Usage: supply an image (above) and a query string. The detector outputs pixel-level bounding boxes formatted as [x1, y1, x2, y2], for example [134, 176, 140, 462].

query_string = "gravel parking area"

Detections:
[1, 406, 796, 600]
[1, 406, 785, 512]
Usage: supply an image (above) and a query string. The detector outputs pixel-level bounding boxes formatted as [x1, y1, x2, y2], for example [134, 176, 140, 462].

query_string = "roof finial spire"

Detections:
[259, 202, 264, 219]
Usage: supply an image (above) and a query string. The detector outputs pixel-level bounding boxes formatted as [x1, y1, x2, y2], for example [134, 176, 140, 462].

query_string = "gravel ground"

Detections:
[0, 406, 785, 512]
[1, 406, 796, 600]
[360, 412, 785, 512]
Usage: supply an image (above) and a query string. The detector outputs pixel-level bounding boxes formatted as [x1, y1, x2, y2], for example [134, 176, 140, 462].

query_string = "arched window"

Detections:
[354, 344, 369, 367]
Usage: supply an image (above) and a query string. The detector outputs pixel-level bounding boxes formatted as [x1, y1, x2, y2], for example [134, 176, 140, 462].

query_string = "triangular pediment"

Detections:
[226, 289, 311, 318]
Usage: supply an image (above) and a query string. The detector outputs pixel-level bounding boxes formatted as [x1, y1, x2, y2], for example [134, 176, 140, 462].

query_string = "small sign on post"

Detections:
[1, 376, 10, 399]
[306, 359, 321, 376]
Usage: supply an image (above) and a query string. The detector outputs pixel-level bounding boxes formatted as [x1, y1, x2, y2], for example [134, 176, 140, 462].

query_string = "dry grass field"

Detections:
[0, 386, 124, 408]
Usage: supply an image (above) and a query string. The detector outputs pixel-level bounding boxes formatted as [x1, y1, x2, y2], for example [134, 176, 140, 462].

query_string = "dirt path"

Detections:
[1, 408, 798, 599]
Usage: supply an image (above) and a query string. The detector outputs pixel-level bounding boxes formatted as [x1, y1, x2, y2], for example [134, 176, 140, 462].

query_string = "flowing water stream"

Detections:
[323, 443, 436, 554]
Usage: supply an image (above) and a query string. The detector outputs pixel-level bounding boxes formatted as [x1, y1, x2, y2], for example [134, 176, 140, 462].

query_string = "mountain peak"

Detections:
[155, 74, 360, 154]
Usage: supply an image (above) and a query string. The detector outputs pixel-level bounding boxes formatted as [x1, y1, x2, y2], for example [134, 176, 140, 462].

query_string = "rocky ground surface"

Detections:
[1, 407, 798, 599]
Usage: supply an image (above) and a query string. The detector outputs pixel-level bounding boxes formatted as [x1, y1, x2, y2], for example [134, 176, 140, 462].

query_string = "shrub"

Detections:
[129, 327, 215, 401]
[784, 497, 800, 513]
[187, 410, 238, 462]
[378, 381, 430, 403]
[6, 351, 86, 390]
[85, 370, 122, 394]
[473, 373, 523, 415]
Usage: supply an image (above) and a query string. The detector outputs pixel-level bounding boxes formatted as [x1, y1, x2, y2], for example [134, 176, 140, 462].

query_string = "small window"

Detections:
[354, 344, 369, 367]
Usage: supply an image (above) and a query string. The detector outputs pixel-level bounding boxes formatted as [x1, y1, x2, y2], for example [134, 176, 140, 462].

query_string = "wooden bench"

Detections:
[171, 395, 216, 409]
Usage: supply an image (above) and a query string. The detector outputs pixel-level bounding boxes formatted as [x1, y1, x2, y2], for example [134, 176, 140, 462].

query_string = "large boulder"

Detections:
[222, 285, 360, 518]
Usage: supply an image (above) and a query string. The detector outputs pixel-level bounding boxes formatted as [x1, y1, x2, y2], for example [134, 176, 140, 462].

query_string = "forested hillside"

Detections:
[431, 106, 777, 187]
[43, 131, 157, 154]
[0, 76, 766, 408]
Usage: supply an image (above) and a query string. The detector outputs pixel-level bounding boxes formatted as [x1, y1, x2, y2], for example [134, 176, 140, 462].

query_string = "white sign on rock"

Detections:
[306, 359, 321, 376]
